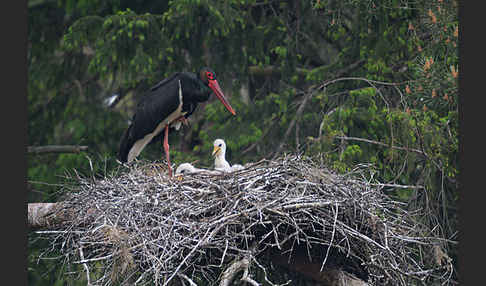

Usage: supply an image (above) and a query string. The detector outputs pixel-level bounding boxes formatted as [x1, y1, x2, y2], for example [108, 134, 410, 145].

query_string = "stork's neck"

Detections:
[194, 81, 212, 102]
[183, 72, 211, 102]
[214, 151, 230, 170]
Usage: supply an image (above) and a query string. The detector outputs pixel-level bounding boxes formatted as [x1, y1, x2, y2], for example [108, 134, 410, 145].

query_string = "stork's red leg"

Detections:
[163, 125, 172, 177]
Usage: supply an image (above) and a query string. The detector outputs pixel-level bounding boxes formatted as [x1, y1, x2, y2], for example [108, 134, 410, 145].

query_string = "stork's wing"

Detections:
[118, 75, 184, 162]
[149, 72, 180, 92]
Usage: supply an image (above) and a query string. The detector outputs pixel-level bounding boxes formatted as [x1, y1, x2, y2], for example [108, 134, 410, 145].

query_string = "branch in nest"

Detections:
[220, 244, 258, 286]
[28, 202, 66, 229]
[79, 247, 91, 285]
[28, 202, 95, 230]
[178, 274, 197, 286]
[219, 257, 252, 286]
[163, 228, 211, 286]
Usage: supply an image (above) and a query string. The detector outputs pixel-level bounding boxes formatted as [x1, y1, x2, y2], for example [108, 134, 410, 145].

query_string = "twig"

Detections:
[252, 257, 291, 286]
[273, 92, 313, 159]
[242, 115, 280, 155]
[316, 77, 408, 91]
[78, 247, 91, 285]
[178, 273, 198, 286]
[75, 253, 115, 264]
[219, 257, 251, 286]
[335, 135, 426, 155]
[163, 229, 210, 286]
[320, 202, 338, 271]
[371, 183, 425, 190]
[241, 266, 260, 286]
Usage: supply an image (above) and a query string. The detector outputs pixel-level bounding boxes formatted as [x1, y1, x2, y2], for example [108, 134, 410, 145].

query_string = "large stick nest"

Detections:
[36, 155, 455, 285]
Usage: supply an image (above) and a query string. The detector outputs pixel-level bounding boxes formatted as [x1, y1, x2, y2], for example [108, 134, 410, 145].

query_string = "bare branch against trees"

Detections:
[335, 135, 426, 155]
[272, 92, 313, 159]
[28, 145, 88, 154]
[248, 65, 307, 77]
[30, 156, 456, 285]
[271, 60, 366, 159]
[248, 60, 365, 79]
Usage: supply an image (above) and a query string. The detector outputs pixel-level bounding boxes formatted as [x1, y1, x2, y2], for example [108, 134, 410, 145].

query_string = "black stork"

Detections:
[118, 67, 236, 176]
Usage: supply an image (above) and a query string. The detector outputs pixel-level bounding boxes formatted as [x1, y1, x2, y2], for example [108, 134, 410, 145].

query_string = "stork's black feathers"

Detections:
[149, 72, 180, 92]
[118, 71, 213, 163]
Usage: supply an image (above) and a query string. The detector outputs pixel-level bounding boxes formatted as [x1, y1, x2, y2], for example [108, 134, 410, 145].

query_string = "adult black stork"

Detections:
[118, 67, 236, 177]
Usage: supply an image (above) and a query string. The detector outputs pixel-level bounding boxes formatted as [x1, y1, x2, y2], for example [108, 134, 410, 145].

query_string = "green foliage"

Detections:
[63, 9, 167, 85]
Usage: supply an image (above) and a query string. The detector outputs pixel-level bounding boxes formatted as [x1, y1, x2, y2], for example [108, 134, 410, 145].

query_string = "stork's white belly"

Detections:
[127, 80, 186, 163]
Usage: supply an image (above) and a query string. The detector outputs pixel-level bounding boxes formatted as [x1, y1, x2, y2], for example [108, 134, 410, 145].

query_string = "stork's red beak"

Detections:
[208, 79, 236, 116]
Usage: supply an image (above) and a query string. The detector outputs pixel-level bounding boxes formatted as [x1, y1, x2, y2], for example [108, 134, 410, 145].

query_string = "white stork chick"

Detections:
[175, 163, 200, 175]
[212, 139, 246, 172]
[175, 162, 221, 176]
[230, 164, 245, 172]
[212, 139, 232, 172]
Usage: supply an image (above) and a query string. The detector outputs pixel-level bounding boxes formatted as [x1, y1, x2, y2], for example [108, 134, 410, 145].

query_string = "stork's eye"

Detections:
[206, 71, 214, 80]
[218, 144, 222, 147]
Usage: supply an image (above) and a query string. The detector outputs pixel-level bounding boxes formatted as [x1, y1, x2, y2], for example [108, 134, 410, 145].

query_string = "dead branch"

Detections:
[28, 202, 65, 229]
[28, 145, 88, 154]
[248, 65, 308, 77]
[220, 257, 252, 286]
[335, 136, 426, 156]
[272, 60, 366, 159]
[273, 92, 313, 159]
[220, 243, 258, 286]
[178, 274, 197, 286]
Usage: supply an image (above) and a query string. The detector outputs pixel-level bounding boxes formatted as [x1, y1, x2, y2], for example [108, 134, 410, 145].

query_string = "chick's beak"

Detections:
[212, 146, 221, 157]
